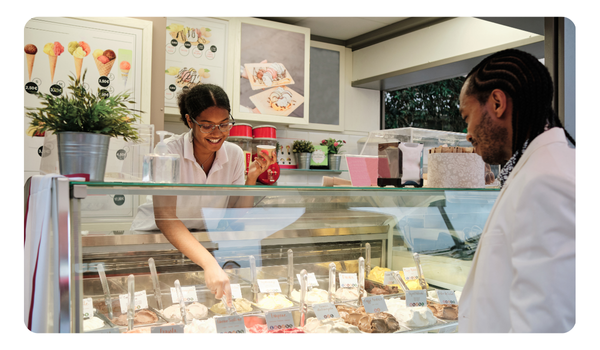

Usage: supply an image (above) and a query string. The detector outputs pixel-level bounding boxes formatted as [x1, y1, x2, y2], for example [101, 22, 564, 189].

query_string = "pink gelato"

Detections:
[120, 60, 131, 71]
[78, 41, 90, 56]
[98, 55, 109, 64]
[53, 42, 64, 56]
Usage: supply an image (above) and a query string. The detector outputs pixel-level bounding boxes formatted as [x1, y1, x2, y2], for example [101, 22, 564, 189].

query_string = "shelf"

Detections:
[280, 169, 347, 174]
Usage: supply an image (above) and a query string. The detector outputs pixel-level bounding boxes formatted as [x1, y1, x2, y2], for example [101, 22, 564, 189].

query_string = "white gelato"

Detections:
[385, 298, 436, 328]
[184, 317, 217, 333]
[83, 316, 105, 331]
[161, 302, 208, 322]
[303, 317, 360, 333]
[256, 294, 294, 310]
[427, 290, 461, 303]
[291, 288, 329, 304]
[334, 288, 367, 301]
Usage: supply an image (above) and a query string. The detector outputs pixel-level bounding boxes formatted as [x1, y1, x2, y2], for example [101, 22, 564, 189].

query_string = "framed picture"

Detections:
[233, 18, 310, 124]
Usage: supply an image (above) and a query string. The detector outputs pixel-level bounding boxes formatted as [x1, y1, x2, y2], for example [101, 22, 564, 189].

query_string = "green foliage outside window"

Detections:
[384, 76, 467, 133]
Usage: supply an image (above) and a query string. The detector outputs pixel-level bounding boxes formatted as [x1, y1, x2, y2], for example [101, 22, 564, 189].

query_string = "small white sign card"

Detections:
[405, 290, 427, 308]
[151, 324, 184, 333]
[296, 273, 319, 287]
[170, 286, 198, 303]
[362, 296, 388, 314]
[214, 315, 246, 333]
[383, 271, 399, 286]
[338, 273, 358, 288]
[402, 267, 419, 281]
[313, 303, 340, 320]
[257, 279, 282, 293]
[83, 297, 94, 319]
[436, 290, 458, 305]
[118, 290, 149, 313]
[230, 283, 242, 299]
[265, 310, 295, 331]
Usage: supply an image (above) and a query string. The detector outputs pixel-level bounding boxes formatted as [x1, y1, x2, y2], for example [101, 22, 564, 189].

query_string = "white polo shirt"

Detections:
[131, 129, 245, 231]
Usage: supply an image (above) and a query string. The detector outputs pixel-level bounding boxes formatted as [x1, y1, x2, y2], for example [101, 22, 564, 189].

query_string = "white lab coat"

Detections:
[458, 127, 575, 332]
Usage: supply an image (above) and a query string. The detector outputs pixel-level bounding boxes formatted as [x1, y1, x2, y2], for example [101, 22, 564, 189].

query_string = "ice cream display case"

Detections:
[27, 178, 498, 333]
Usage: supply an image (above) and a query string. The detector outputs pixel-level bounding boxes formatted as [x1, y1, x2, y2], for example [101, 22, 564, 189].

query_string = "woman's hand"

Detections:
[204, 263, 232, 302]
[246, 149, 277, 184]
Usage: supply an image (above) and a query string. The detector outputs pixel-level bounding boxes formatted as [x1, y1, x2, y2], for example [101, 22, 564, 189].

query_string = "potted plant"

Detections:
[26, 69, 141, 181]
[291, 140, 315, 169]
[320, 138, 346, 170]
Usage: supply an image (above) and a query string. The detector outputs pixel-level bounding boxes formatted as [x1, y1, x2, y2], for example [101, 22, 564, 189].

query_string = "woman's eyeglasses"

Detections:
[190, 115, 235, 134]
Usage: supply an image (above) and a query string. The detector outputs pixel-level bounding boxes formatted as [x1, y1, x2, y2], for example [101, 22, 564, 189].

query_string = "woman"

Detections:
[132, 84, 276, 302]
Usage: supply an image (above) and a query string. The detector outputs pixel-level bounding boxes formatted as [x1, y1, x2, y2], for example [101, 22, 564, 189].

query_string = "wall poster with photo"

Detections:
[234, 18, 310, 124]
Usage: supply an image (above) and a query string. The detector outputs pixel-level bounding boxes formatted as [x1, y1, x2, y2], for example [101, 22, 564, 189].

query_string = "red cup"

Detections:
[230, 123, 252, 137]
[252, 125, 277, 139]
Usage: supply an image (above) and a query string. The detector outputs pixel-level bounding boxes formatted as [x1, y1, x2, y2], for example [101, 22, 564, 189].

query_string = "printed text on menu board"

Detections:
[405, 290, 427, 308]
[214, 315, 246, 333]
[257, 279, 281, 293]
[436, 290, 458, 305]
[313, 303, 340, 320]
[170, 286, 198, 303]
[403, 267, 419, 281]
[118, 291, 149, 313]
[383, 271, 399, 285]
[363, 296, 388, 314]
[339, 273, 358, 288]
[296, 273, 319, 287]
[265, 310, 294, 331]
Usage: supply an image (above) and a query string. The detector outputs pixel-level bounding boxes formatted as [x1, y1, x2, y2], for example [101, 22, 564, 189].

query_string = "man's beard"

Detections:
[476, 111, 509, 165]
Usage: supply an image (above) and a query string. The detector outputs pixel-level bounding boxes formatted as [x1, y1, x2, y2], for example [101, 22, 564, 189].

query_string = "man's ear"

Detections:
[489, 89, 508, 119]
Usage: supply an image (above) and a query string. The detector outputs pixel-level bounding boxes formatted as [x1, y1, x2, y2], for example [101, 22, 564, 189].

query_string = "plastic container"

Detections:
[142, 131, 181, 183]
[228, 135, 253, 176]
[252, 125, 277, 139]
[230, 123, 253, 138]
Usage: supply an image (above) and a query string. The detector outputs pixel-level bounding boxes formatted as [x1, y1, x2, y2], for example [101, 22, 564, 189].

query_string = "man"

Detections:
[458, 49, 575, 332]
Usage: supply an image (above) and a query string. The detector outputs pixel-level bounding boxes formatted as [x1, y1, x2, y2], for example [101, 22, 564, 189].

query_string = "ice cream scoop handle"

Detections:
[221, 297, 237, 315]
[174, 280, 188, 324]
[250, 256, 258, 303]
[328, 263, 336, 303]
[358, 257, 365, 306]
[413, 253, 427, 289]
[97, 263, 113, 320]
[392, 272, 410, 293]
[365, 243, 371, 276]
[148, 258, 163, 311]
[127, 274, 135, 331]
[287, 249, 294, 298]
[299, 269, 308, 327]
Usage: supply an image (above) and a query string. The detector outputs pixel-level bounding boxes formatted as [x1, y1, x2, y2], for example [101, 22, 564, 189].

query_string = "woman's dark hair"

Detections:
[465, 48, 575, 163]
[177, 84, 231, 128]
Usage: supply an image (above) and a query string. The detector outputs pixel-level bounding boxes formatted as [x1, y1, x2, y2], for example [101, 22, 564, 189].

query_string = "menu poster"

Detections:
[164, 17, 228, 108]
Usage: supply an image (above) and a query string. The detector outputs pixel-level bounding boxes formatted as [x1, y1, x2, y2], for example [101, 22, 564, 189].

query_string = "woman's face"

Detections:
[188, 106, 231, 153]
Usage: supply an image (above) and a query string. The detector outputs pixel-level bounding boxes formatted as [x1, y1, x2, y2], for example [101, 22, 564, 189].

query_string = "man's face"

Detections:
[459, 83, 510, 165]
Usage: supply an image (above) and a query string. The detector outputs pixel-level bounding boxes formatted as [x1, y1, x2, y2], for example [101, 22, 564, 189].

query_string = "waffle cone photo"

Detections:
[95, 57, 115, 77]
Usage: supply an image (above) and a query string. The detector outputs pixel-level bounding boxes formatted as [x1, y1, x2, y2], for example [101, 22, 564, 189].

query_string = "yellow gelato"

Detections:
[67, 41, 79, 55]
[210, 298, 253, 315]
[43, 43, 55, 56]
[73, 47, 86, 59]
[255, 294, 294, 310]
[92, 49, 104, 59]
[367, 266, 428, 290]
[167, 23, 185, 32]
[165, 66, 180, 75]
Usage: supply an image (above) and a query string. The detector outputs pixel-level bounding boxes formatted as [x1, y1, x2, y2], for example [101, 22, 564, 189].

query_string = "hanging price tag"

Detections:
[338, 273, 358, 288]
[362, 296, 388, 314]
[436, 290, 458, 305]
[257, 279, 282, 293]
[313, 303, 340, 320]
[214, 315, 246, 333]
[265, 310, 294, 331]
[405, 290, 427, 307]
[402, 267, 419, 281]
[170, 286, 198, 303]
[383, 271, 400, 285]
[83, 298, 94, 319]
[296, 273, 319, 287]
[118, 290, 149, 313]
[230, 284, 242, 299]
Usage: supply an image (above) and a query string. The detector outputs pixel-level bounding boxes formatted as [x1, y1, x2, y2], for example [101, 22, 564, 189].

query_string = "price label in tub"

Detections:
[436, 290, 458, 305]
[257, 279, 282, 293]
[383, 271, 400, 285]
[83, 298, 94, 319]
[265, 310, 294, 330]
[402, 267, 419, 281]
[151, 324, 184, 333]
[230, 284, 242, 299]
[313, 303, 340, 320]
[118, 290, 149, 313]
[296, 273, 319, 287]
[214, 315, 246, 333]
[405, 290, 427, 307]
[170, 286, 198, 303]
[339, 273, 358, 288]
[363, 296, 388, 314]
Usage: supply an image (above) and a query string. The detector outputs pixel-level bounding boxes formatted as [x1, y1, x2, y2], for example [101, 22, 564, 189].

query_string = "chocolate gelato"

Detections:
[336, 305, 400, 333]
[366, 281, 399, 295]
[427, 302, 458, 320]
[111, 309, 158, 326]
[24, 44, 38, 54]
[103, 49, 116, 61]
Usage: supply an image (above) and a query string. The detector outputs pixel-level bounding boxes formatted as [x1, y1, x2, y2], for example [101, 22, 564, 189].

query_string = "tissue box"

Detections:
[427, 153, 485, 188]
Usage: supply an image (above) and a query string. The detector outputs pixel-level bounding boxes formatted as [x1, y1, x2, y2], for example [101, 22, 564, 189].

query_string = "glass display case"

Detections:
[29, 178, 498, 333]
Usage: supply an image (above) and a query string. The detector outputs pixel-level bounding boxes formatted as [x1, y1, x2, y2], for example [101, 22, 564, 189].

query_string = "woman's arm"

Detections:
[228, 150, 276, 208]
[153, 195, 232, 302]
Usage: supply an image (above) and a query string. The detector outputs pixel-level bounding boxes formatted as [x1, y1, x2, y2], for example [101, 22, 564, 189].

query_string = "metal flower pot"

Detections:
[57, 132, 111, 181]
[294, 152, 312, 169]
[328, 154, 342, 171]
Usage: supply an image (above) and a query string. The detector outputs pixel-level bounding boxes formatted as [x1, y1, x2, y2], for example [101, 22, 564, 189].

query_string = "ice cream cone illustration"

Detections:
[44, 42, 64, 83]
[120, 60, 131, 89]
[24, 44, 38, 81]
[68, 41, 90, 80]
[93, 49, 116, 77]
